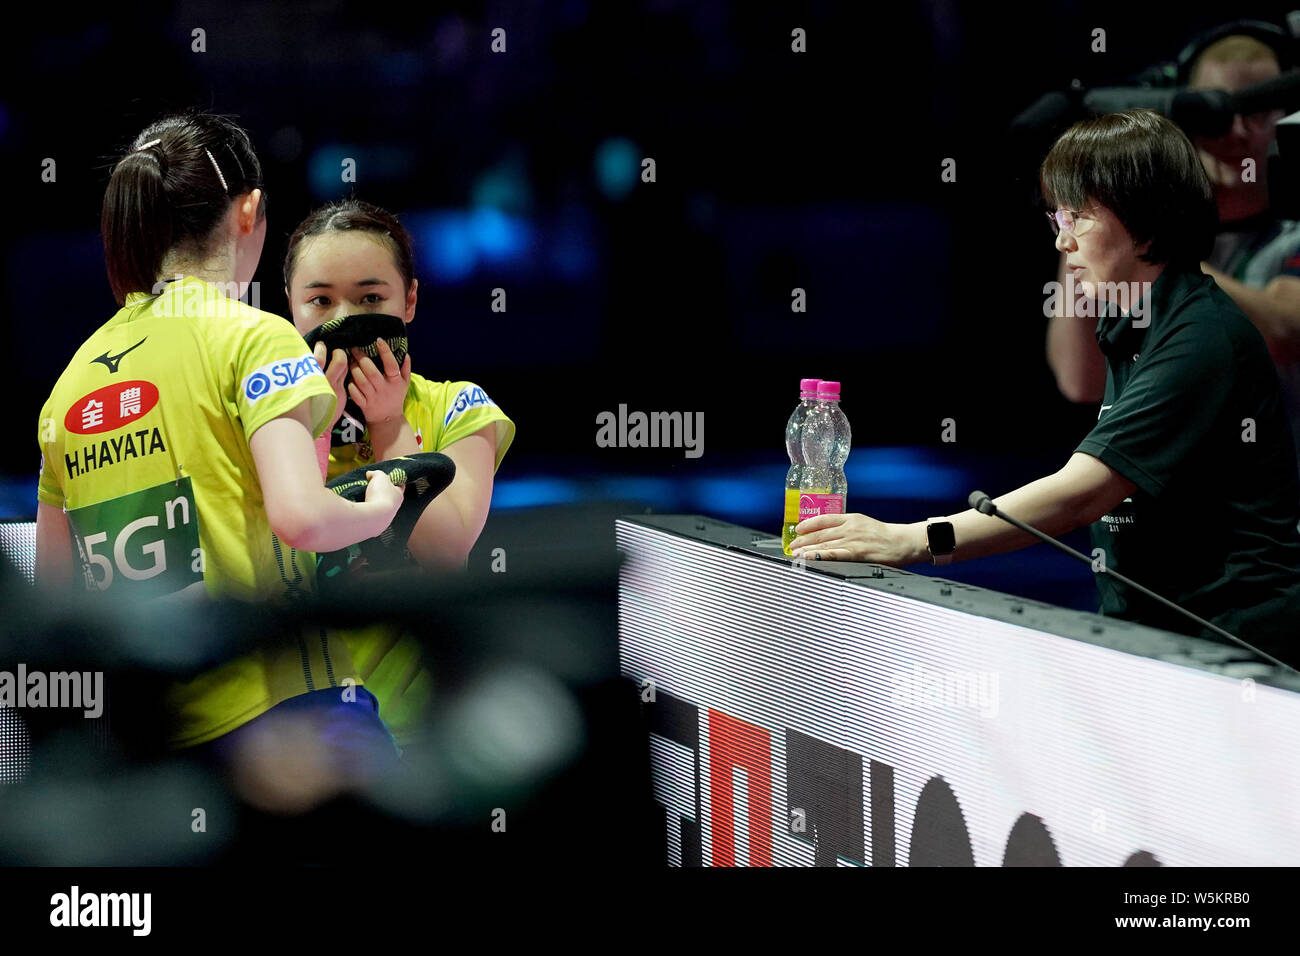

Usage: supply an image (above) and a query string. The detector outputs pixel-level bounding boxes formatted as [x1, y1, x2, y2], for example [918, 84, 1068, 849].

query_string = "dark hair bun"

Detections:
[129, 142, 169, 175]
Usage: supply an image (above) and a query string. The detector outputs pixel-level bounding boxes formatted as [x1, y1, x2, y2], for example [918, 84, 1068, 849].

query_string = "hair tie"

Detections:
[204, 148, 229, 193]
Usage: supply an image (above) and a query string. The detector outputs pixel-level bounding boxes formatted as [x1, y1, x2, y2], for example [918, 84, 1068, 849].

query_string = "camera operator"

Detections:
[1047, 29, 1300, 474]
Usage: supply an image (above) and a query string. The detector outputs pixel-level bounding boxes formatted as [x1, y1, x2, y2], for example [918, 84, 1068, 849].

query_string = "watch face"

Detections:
[928, 521, 956, 554]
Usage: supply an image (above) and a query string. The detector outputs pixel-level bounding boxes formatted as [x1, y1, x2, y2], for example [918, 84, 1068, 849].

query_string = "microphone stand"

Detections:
[967, 491, 1297, 674]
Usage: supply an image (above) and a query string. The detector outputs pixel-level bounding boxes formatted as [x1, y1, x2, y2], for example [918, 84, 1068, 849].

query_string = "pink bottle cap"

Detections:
[818, 380, 841, 400]
[799, 378, 822, 398]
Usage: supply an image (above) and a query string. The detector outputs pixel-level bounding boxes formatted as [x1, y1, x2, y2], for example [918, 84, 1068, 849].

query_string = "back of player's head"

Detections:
[284, 198, 415, 296]
[1040, 108, 1217, 269]
[1188, 33, 1281, 87]
[102, 110, 265, 305]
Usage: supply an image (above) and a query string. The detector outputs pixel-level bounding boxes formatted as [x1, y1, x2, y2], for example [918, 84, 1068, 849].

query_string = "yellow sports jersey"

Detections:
[326, 374, 515, 747]
[325, 374, 514, 480]
[36, 275, 356, 747]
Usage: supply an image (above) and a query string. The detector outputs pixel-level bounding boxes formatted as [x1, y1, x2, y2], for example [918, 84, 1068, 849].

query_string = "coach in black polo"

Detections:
[791, 108, 1300, 663]
[1079, 262, 1300, 645]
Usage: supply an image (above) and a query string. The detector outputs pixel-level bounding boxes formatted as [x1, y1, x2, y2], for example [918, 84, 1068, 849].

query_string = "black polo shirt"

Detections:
[1075, 264, 1300, 660]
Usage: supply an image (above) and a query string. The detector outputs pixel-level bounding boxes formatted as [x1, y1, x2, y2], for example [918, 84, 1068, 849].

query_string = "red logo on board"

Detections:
[64, 381, 159, 435]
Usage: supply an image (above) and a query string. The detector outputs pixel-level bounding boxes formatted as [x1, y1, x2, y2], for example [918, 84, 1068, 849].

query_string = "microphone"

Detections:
[1230, 69, 1300, 117]
[1082, 87, 1236, 137]
[1010, 91, 1078, 136]
[966, 491, 1295, 672]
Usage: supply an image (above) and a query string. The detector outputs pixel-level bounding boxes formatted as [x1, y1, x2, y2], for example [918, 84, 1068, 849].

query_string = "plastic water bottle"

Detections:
[782, 378, 822, 555]
[798, 380, 850, 536]
[823, 380, 851, 491]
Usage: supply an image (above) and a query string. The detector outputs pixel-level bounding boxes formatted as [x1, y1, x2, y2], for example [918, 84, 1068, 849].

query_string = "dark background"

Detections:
[4, 0, 1295, 609]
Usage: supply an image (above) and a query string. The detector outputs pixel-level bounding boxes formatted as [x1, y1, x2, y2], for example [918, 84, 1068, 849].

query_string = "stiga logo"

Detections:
[65, 382, 159, 435]
[444, 385, 496, 426]
[242, 355, 324, 403]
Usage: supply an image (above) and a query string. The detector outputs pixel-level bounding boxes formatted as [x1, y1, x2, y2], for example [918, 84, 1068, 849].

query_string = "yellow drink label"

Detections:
[783, 488, 801, 525]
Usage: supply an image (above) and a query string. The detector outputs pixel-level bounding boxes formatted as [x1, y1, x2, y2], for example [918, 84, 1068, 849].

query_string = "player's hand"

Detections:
[348, 338, 411, 427]
[790, 513, 921, 565]
[364, 469, 405, 522]
[313, 341, 350, 428]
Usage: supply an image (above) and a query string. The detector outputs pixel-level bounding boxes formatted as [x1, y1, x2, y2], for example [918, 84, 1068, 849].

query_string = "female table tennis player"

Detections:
[35, 111, 405, 795]
[283, 198, 516, 749]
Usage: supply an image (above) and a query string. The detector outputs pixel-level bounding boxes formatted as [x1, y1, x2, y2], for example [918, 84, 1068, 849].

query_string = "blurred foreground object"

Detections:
[0, 503, 656, 868]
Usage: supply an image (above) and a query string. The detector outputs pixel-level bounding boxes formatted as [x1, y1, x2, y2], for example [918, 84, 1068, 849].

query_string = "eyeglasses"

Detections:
[1046, 208, 1097, 238]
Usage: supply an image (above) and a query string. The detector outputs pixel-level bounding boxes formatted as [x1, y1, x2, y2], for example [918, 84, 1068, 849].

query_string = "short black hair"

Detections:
[284, 198, 415, 296]
[1040, 108, 1217, 268]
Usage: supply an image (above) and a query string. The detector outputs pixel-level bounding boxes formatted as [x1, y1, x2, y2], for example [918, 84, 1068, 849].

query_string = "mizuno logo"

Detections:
[91, 338, 147, 374]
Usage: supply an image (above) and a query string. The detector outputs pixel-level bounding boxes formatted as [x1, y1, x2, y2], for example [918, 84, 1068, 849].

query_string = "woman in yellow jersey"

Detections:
[283, 199, 516, 748]
[34, 112, 405, 790]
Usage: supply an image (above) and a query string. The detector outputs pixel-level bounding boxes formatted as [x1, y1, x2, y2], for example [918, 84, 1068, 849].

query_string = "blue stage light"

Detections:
[594, 138, 639, 201]
[491, 477, 582, 509]
[308, 146, 414, 199]
[597, 476, 680, 509]
[844, 448, 973, 500]
[407, 211, 476, 282]
[470, 206, 531, 263]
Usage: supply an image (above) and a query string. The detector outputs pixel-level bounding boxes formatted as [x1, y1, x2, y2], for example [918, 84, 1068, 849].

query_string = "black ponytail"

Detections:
[101, 110, 265, 305]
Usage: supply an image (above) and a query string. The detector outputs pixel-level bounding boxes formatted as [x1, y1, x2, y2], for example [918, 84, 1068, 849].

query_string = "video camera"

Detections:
[1012, 17, 1300, 217]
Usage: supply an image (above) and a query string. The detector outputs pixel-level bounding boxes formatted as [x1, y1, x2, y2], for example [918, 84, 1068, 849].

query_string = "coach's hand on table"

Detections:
[790, 513, 927, 566]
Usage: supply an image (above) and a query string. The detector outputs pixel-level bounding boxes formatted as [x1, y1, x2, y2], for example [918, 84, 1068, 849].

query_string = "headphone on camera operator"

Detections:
[1014, 18, 1299, 131]
[1128, 18, 1297, 87]
[1012, 16, 1300, 211]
